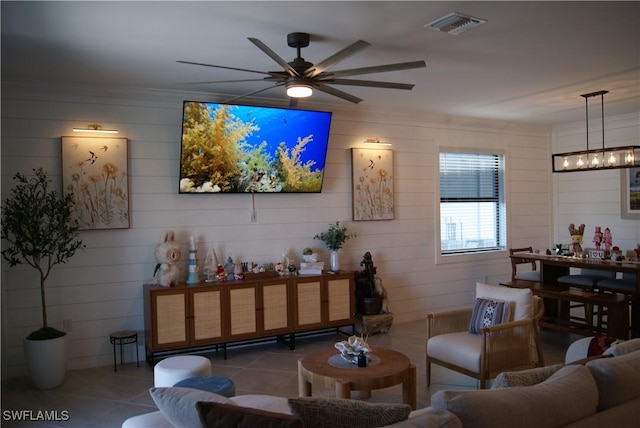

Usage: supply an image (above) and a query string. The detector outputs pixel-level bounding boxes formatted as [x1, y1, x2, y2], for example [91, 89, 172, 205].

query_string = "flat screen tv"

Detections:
[179, 101, 332, 193]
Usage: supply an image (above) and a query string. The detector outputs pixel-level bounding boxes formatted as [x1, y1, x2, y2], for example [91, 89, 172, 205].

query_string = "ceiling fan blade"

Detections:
[324, 78, 415, 90]
[323, 60, 426, 78]
[222, 82, 286, 104]
[312, 82, 363, 104]
[305, 40, 371, 78]
[248, 38, 299, 77]
[179, 78, 271, 85]
[177, 60, 272, 76]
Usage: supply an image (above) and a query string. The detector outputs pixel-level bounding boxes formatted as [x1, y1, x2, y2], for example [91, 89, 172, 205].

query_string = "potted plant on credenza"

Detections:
[313, 221, 356, 273]
[1, 168, 84, 389]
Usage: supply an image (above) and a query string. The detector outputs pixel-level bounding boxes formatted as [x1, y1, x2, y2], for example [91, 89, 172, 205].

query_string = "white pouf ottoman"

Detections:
[153, 355, 212, 387]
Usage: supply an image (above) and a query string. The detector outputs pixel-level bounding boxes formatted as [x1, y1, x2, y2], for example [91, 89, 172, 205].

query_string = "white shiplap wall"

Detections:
[1, 81, 552, 378]
[552, 113, 640, 252]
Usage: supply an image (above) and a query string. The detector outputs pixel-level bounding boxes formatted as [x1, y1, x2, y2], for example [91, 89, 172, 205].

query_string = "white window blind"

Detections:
[439, 151, 506, 254]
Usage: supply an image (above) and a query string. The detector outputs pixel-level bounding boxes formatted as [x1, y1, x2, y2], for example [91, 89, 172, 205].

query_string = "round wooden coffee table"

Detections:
[298, 347, 416, 409]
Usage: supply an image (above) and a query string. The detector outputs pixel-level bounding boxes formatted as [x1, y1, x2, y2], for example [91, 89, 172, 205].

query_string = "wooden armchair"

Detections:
[426, 294, 545, 389]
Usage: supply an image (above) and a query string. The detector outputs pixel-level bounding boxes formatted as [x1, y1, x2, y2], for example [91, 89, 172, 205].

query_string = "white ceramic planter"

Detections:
[23, 334, 66, 389]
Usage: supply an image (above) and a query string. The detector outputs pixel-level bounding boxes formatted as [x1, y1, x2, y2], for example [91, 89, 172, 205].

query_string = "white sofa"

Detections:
[123, 340, 640, 428]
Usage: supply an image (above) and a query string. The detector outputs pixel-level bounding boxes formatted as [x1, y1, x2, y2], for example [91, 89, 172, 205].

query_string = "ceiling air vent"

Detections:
[425, 12, 487, 35]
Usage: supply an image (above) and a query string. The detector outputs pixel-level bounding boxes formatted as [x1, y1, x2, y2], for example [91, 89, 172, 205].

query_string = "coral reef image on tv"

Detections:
[179, 101, 332, 193]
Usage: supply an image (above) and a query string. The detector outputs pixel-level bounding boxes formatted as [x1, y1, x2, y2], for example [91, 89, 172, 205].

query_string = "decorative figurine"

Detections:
[355, 251, 389, 315]
[216, 264, 226, 282]
[153, 230, 182, 287]
[592, 226, 603, 250]
[603, 228, 613, 255]
[610, 246, 622, 261]
[233, 263, 244, 280]
[568, 223, 585, 255]
[224, 254, 235, 277]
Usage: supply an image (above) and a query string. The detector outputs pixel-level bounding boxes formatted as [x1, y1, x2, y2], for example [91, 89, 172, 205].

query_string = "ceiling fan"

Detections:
[178, 32, 426, 106]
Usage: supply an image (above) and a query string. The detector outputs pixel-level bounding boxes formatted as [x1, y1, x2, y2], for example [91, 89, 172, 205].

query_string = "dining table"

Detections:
[508, 252, 639, 338]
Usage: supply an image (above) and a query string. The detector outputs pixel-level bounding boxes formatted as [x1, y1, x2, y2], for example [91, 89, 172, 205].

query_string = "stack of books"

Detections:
[299, 262, 325, 275]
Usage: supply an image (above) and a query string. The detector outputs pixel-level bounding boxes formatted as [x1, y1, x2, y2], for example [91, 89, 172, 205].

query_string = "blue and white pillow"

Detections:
[469, 298, 510, 334]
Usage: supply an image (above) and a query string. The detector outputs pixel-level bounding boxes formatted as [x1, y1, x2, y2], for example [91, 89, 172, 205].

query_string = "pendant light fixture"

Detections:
[552, 90, 639, 172]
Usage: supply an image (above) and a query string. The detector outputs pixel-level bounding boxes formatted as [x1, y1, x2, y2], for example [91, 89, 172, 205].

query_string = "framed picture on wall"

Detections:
[61, 136, 130, 229]
[621, 167, 640, 219]
[351, 148, 394, 221]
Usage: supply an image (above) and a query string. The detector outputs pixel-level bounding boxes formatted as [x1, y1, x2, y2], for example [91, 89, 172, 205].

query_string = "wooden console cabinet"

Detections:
[292, 274, 353, 331]
[144, 272, 354, 362]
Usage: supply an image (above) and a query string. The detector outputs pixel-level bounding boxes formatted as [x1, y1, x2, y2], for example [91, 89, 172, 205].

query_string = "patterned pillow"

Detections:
[197, 401, 303, 428]
[476, 283, 532, 320]
[149, 387, 234, 428]
[468, 298, 510, 334]
[492, 364, 564, 389]
[287, 397, 411, 428]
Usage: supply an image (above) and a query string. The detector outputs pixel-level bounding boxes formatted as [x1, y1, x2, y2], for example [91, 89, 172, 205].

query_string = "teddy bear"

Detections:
[153, 230, 182, 287]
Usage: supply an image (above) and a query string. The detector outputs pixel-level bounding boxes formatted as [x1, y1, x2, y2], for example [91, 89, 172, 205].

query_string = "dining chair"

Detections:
[509, 247, 541, 282]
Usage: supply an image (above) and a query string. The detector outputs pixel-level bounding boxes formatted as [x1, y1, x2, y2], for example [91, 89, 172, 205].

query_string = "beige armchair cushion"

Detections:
[476, 282, 533, 320]
[427, 332, 482, 373]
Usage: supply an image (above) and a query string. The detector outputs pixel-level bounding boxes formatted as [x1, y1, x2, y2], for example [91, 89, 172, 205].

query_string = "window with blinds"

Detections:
[439, 151, 506, 255]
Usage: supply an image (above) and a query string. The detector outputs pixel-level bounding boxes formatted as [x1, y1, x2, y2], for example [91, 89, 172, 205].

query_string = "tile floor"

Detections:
[1, 320, 580, 427]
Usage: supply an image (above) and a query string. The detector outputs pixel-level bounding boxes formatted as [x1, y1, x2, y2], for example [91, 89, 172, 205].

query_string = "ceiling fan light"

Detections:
[286, 83, 313, 98]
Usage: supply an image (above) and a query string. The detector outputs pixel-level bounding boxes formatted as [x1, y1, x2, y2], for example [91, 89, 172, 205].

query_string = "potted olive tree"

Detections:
[313, 221, 356, 272]
[1, 168, 84, 389]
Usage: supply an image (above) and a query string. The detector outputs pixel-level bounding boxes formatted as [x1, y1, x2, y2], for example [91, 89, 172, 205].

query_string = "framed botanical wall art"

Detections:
[621, 167, 640, 219]
[351, 148, 394, 221]
[61, 136, 130, 229]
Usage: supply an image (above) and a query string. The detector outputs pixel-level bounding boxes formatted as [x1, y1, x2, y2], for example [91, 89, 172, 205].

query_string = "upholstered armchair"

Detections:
[426, 283, 545, 389]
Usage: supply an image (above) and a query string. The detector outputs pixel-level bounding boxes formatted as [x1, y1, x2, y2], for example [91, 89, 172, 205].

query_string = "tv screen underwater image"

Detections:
[179, 101, 332, 193]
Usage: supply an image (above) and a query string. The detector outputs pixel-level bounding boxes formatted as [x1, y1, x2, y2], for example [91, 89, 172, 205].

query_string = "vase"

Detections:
[23, 334, 67, 389]
[330, 250, 340, 272]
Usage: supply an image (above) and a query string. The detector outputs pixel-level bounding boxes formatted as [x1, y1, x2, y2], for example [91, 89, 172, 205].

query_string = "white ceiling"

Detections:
[2, 1, 639, 125]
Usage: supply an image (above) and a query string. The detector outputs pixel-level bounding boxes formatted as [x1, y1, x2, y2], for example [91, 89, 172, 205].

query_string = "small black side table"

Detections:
[109, 330, 139, 372]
